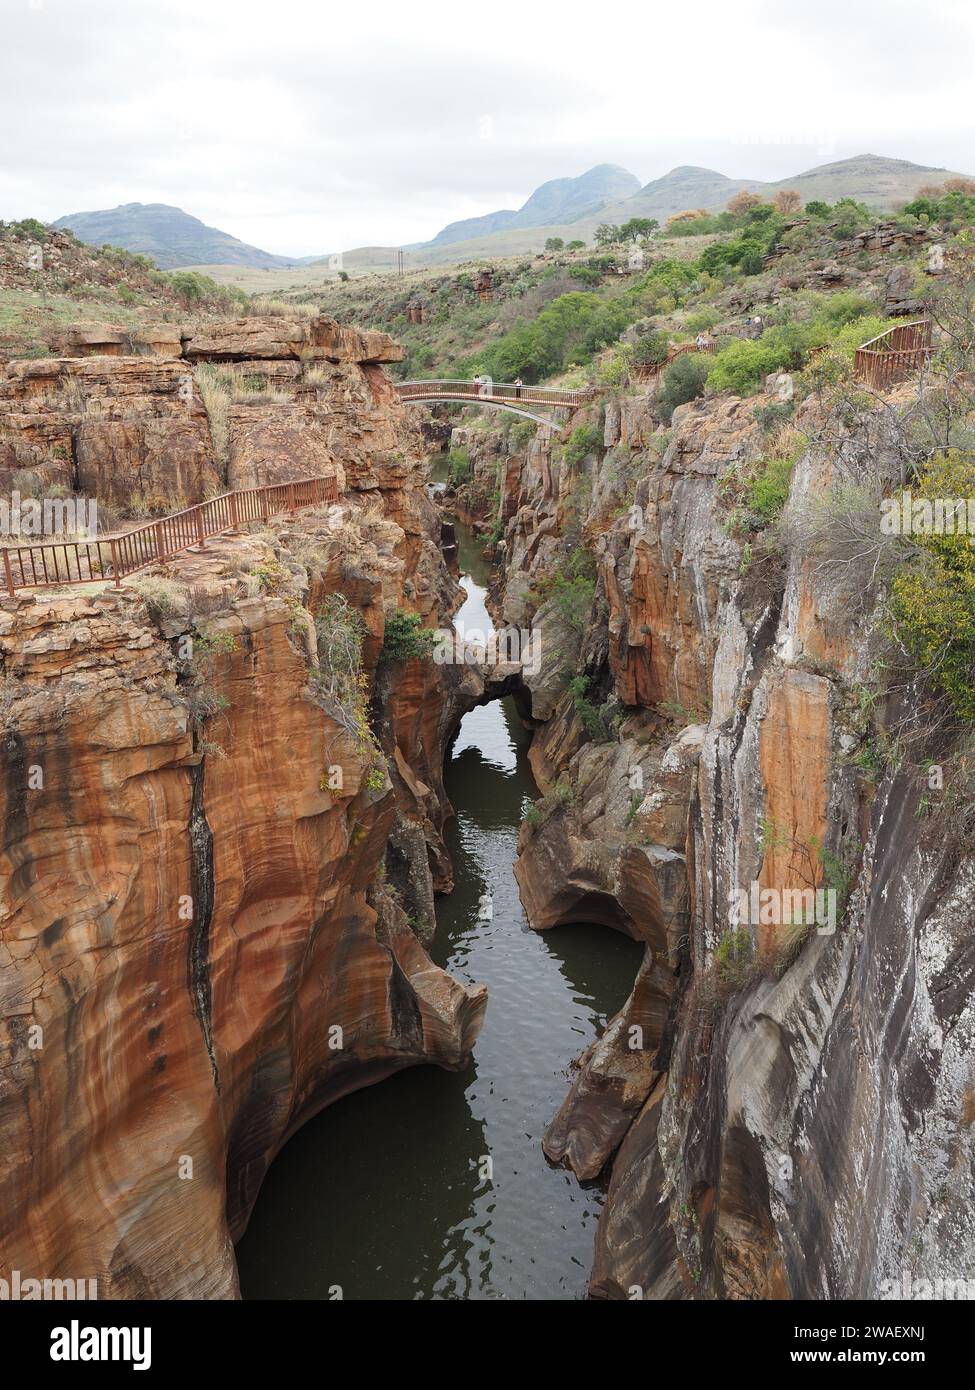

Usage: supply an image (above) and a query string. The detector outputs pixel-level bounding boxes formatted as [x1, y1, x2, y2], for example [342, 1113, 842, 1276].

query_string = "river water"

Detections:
[236, 493, 642, 1301]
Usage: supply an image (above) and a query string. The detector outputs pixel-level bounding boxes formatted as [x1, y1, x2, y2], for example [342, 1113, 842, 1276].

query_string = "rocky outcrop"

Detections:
[183, 315, 403, 365]
[0, 493, 488, 1297]
[0, 319, 492, 1299]
[0, 355, 220, 506]
[0, 314, 417, 511]
[492, 374, 975, 1300]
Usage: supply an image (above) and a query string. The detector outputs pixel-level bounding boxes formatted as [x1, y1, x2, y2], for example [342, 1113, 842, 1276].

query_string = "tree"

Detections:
[619, 217, 659, 242]
[805, 200, 831, 218]
[773, 189, 802, 216]
[727, 190, 764, 218]
[567, 239, 585, 250]
[594, 223, 621, 247]
[544, 237, 564, 251]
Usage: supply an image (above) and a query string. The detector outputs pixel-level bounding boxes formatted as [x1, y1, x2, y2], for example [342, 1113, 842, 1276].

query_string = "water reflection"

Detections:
[236, 502, 642, 1300]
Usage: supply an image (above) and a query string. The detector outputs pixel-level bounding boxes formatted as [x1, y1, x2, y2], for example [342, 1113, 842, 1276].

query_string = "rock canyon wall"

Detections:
[467, 379, 975, 1299]
[0, 318, 487, 1297]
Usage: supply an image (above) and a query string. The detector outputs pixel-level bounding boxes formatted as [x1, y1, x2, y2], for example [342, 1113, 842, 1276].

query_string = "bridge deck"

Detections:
[395, 380, 596, 408]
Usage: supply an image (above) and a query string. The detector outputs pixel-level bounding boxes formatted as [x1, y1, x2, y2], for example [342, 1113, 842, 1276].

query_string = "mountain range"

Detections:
[52, 155, 969, 275]
[52, 202, 307, 270]
[422, 164, 641, 247]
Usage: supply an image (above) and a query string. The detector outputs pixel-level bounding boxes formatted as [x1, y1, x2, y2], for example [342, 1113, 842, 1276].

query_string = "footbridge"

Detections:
[394, 380, 596, 428]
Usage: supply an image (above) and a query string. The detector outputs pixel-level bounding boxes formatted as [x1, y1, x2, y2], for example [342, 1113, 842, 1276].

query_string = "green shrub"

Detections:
[510, 419, 537, 448]
[380, 608, 436, 665]
[561, 423, 602, 470]
[889, 451, 975, 720]
[544, 575, 595, 634]
[657, 354, 710, 423]
[568, 674, 612, 741]
[522, 804, 543, 830]
[715, 927, 754, 982]
[631, 330, 670, 368]
[748, 455, 795, 523]
[446, 446, 471, 485]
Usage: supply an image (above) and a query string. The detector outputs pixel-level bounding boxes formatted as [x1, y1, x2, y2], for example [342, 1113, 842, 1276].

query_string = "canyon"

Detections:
[1, 304, 973, 1302]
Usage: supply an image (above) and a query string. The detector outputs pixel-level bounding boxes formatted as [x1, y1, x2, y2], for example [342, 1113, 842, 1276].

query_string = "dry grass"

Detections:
[128, 574, 190, 620]
[195, 365, 232, 468]
[248, 296, 321, 319]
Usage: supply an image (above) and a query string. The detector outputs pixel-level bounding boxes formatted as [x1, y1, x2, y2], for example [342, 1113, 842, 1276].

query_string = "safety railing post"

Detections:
[3, 548, 16, 598]
[110, 539, 121, 587]
[195, 508, 207, 552]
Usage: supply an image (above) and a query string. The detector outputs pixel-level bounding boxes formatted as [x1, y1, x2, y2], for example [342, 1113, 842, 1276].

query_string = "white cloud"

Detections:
[2, 0, 973, 255]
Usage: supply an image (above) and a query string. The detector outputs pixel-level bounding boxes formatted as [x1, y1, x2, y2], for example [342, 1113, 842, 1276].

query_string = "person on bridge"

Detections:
[514, 377, 523, 398]
[473, 373, 482, 395]
[695, 334, 707, 350]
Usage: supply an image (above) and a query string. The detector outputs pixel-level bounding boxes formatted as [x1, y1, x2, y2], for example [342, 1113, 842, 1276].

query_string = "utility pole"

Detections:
[397, 248, 404, 277]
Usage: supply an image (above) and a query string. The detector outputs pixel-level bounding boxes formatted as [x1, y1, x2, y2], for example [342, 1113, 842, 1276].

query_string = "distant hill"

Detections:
[131, 153, 975, 288]
[418, 164, 642, 249]
[374, 153, 972, 268]
[582, 155, 960, 229]
[52, 203, 301, 270]
[763, 153, 955, 207]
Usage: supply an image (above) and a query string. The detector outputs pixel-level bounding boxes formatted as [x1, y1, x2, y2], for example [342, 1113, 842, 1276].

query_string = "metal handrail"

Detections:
[1, 474, 339, 596]
[638, 339, 718, 379]
[853, 319, 932, 390]
[394, 380, 597, 407]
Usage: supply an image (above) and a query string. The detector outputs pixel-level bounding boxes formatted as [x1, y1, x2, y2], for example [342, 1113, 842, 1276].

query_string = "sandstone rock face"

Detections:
[183, 314, 403, 365]
[0, 316, 417, 513]
[483, 378, 975, 1300]
[0, 356, 220, 506]
[0, 333, 489, 1299]
[49, 323, 184, 357]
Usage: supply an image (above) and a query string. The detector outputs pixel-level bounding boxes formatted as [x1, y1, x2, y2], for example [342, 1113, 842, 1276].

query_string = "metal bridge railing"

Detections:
[1, 474, 339, 596]
[394, 380, 597, 408]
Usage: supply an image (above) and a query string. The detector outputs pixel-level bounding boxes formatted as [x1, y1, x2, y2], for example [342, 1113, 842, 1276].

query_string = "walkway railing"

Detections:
[395, 380, 597, 408]
[1, 474, 339, 596]
[853, 320, 932, 390]
[639, 339, 718, 380]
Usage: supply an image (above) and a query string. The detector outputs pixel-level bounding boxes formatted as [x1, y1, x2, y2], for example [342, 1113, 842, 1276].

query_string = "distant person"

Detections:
[695, 333, 707, 350]
[514, 377, 523, 399]
[473, 374, 482, 395]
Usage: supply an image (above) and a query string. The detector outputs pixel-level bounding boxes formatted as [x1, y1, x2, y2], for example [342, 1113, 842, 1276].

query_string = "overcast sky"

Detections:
[3, 0, 974, 256]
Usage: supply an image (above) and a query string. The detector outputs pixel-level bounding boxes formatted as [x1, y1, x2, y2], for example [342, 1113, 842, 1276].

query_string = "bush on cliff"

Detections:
[889, 452, 975, 722]
[657, 353, 710, 424]
[380, 608, 436, 665]
[561, 423, 602, 470]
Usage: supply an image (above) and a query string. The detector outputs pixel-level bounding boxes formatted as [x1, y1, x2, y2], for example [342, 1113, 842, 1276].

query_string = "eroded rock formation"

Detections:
[0, 321, 489, 1298]
[486, 374, 975, 1299]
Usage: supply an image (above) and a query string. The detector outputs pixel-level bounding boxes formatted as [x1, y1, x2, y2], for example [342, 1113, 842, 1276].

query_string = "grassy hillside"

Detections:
[0, 220, 249, 357]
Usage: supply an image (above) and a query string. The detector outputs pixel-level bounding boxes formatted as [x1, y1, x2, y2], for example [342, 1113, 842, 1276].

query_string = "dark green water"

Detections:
[236, 507, 642, 1301]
